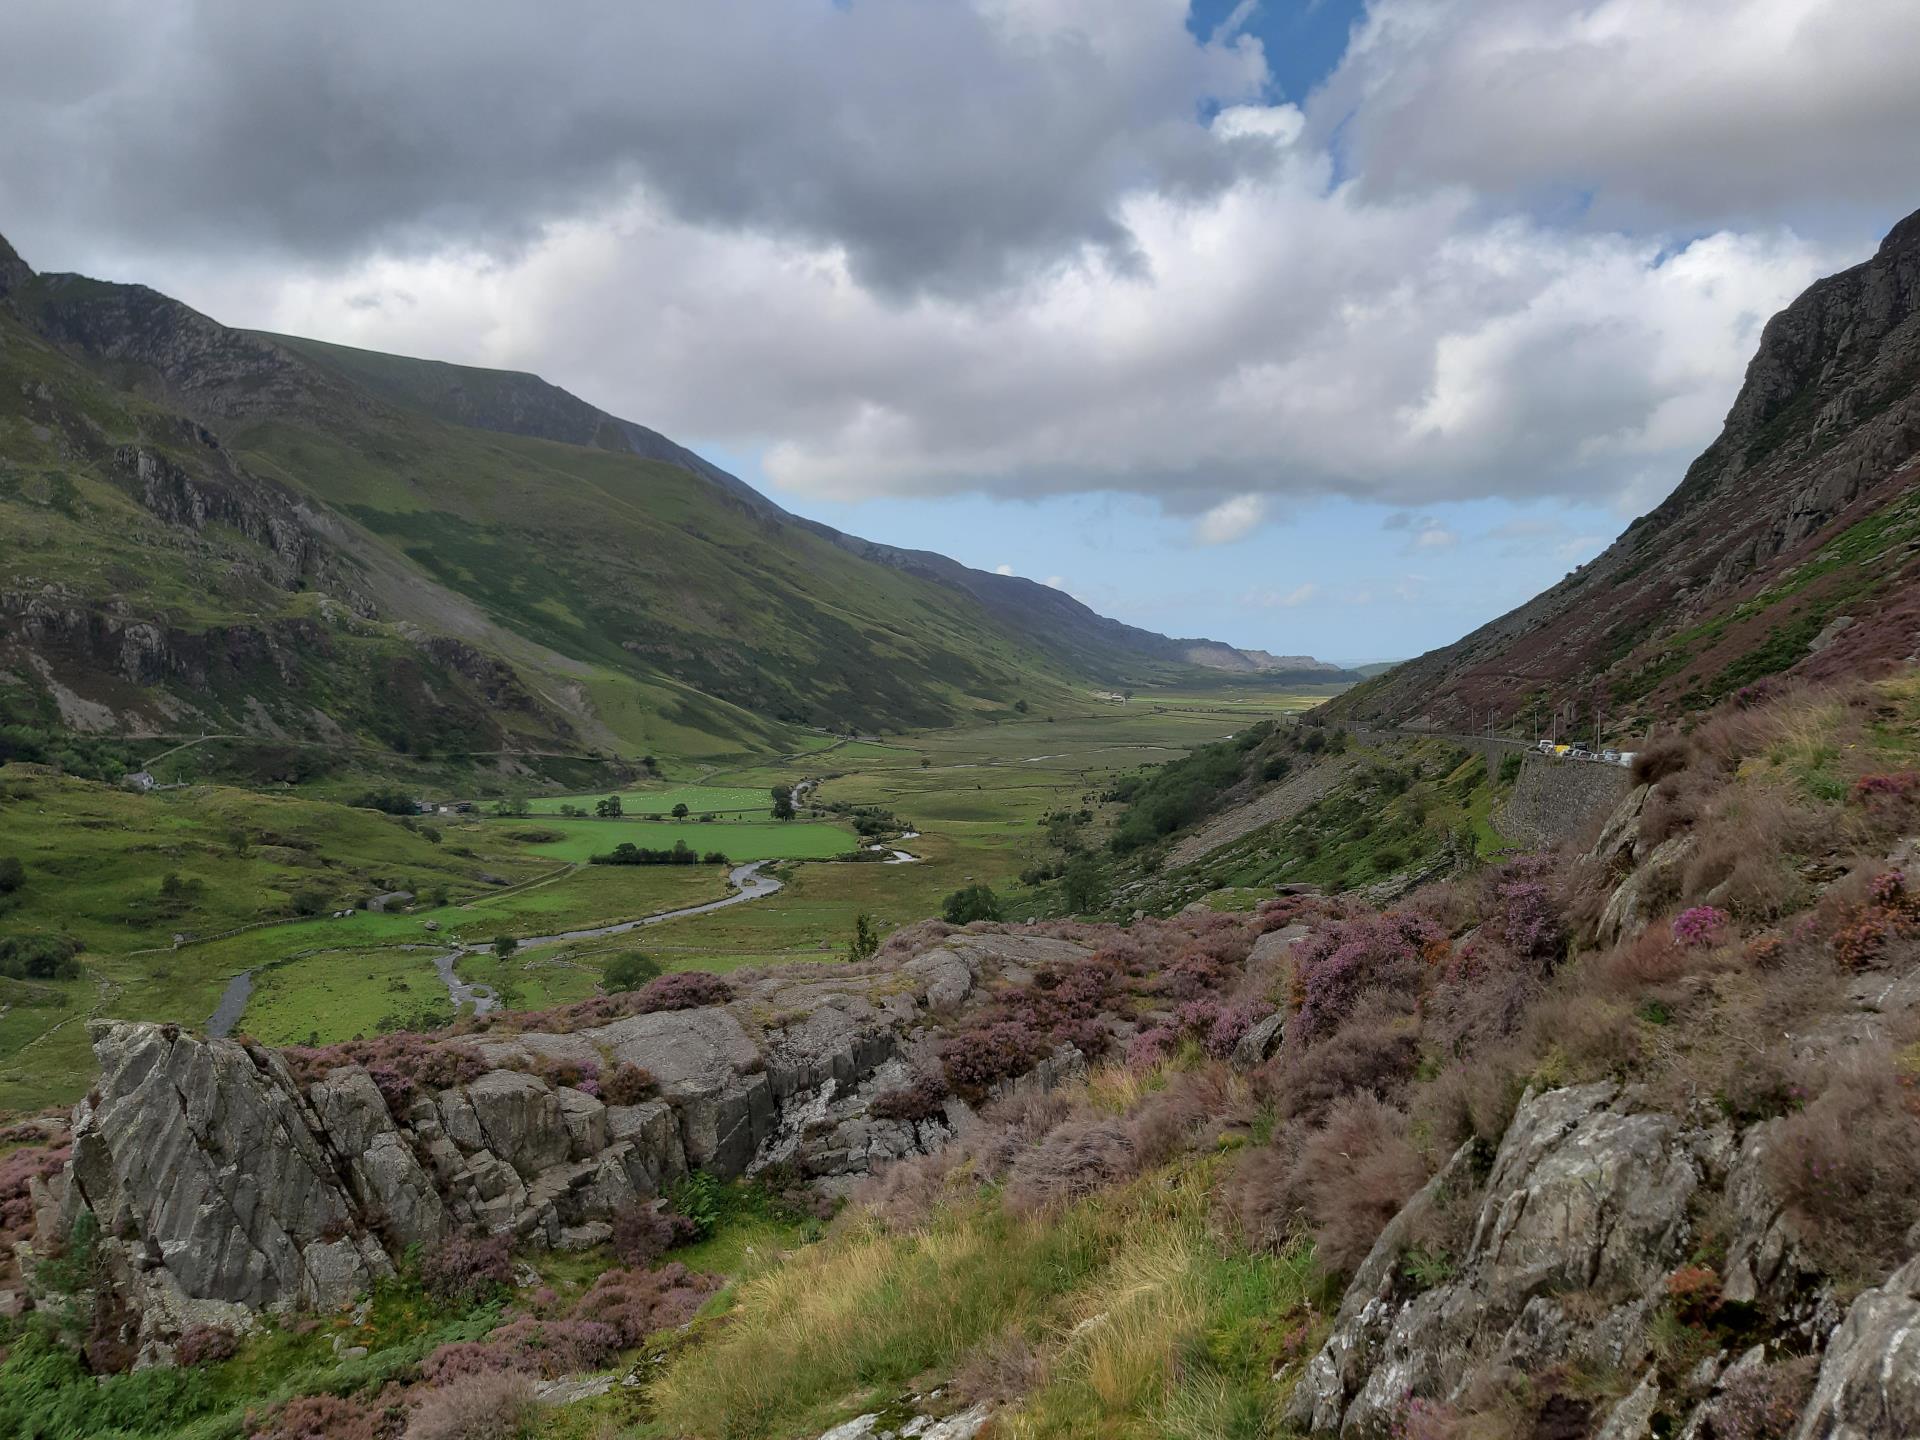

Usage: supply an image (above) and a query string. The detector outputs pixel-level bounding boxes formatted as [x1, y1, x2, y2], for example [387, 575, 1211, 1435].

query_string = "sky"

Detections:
[5, 2, 1919, 665]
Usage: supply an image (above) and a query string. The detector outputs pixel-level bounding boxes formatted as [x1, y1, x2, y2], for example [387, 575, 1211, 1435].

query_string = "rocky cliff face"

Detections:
[28, 932, 1078, 1351]
[1332, 206, 1920, 733]
[1287, 1072, 1920, 1438]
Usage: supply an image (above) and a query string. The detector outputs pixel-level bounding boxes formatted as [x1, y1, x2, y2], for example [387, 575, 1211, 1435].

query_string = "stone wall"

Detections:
[1492, 752, 1630, 851]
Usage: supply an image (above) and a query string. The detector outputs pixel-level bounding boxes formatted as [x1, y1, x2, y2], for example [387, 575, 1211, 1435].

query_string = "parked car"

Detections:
[1601, 749, 1622, 764]
[1570, 744, 1594, 759]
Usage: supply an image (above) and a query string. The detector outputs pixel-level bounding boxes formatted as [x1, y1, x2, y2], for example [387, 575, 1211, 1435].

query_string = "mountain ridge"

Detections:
[0, 233, 1349, 779]
[1328, 204, 1920, 734]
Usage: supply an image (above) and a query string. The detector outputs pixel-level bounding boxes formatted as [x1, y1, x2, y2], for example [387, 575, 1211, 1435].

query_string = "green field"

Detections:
[523, 784, 774, 817]
[0, 687, 1332, 1112]
[509, 817, 852, 863]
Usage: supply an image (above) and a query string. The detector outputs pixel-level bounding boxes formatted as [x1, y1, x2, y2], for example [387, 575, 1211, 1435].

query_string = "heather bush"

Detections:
[1291, 911, 1445, 1042]
[1765, 1045, 1920, 1281]
[870, 1071, 951, 1123]
[1705, 1357, 1819, 1440]
[1225, 1093, 1426, 1270]
[1422, 941, 1545, 1059]
[0, 1135, 70, 1241]
[252, 1392, 401, 1440]
[1631, 734, 1693, 786]
[527, 1053, 601, 1096]
[1291, 1094, 1429, 1272]
[423, 1317, 620, 1383]
[404, 1372, 537, 1440]
[1003, 1117, 1136, 1213]
[1264, 990, 1419, 1124]
[1672, 905, 1729, 948]
[633, 971, 733, 1012]
[610, 1205, 677, 1268]
[174, 1324, 241, 1368]
[941, 1019, 1049, 1096]
[600, 1061, 657, 1105]
[419, 1231, 514, 1305]
[282, 1035, 489, 1110]
[568, 1261, 718, 1345]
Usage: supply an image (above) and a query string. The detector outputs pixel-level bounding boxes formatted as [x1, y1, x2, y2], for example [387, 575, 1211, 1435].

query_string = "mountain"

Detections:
[267, 332, 1359, 688]
[0, 234, 1348, 770]
[1329, 207, 1920, 733]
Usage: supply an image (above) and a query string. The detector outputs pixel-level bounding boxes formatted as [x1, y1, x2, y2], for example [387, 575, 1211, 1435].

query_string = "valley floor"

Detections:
[0, 687, 1326, 1112]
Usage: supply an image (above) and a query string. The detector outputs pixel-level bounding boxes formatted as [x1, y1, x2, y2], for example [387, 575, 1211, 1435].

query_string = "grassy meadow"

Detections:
[0, 685, 1329, 1112]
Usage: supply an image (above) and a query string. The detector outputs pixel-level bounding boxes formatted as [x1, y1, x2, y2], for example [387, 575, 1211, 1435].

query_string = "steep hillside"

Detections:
[1331, 206, 1920, 734]
[268, 333, 1358, 687]
[1, 235, 1343, 776]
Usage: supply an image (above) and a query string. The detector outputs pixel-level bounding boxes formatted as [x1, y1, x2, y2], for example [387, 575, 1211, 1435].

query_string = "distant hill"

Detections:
[1328, 206, 1920, 734]
[0, 235, 1349, 773]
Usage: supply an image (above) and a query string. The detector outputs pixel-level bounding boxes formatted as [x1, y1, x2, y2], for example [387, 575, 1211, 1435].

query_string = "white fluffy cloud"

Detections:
[1315, 0, 1920, 237]
[250, 171, 1834, 513]
[9, 0, 1916, 524]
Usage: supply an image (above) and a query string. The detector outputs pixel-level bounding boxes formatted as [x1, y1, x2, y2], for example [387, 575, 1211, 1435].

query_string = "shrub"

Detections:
[404, 1372, 537, 1440]
[0, 1135, 71, 1240]
[632, 971, 732, 1012]
[600, 1062, 657, 1105]
[1290, 911, 1445, 1042]
[1765, 1046, 1920, 1281]
[0, 932, 83, 981]
[603, 951, 662, 992]
[941, 1020, 1048, 1096]
[283, 1035, 490, 1110]
[527, 1054, 600, 1096]
[1707, 1357, 1819, 1440]
[1672, 905, 1729, 948]
[568, 1261, 718, 1346]
[1004, 1117, 1137, 1213]
[942, 884, 1004, 925]
[870, 1071, 951, 1123]
[1631, 735, 1692, 786]
[1292, 1094, 1428, 1273]
[0, 856, 23, 893]
[251, 1392, 399, 1440]
[174, 1324, 241, 1368]
[611, 1205, 677, 1268]
[419, 1231, 514, 1305]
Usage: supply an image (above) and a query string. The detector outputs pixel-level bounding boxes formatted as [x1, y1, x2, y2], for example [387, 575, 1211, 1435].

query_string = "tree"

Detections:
[493, 934, 519, 959]
[847, 912, 881, 962]
[596, 795, 624, 819]
[0, 856, 23, 894]
[943, 884, 1003, 925]
[770, 784, 795, 821]
[225, 827, 251, 857]
[671, 803, 691, 820]
[1063, 856, 1104, 915]
[1013, 699, 1029, 714]
[604, 951, 662, 992]
[491, 794, 531, 817]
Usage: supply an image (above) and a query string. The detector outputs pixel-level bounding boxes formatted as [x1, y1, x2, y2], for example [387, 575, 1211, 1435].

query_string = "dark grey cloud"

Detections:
[0, 0, 1267, 295]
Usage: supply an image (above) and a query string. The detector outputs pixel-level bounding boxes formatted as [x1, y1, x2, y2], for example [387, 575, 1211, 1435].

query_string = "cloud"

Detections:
[993, 563, 1015, 576]
[3, 0, 1909, 527]
[1313, 0, 1920, 238]
[0, 0, 1267, 298]
[1192, 493, 1268, 545]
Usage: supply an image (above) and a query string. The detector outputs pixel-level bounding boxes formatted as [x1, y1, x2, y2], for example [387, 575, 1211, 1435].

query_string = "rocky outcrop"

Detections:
[1289, 1083, 1712, 1435]
[1794, 1253, 1920, 1440]
[37, 931, 1083, 1341]
[1286, 1069, 1920, 1438]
